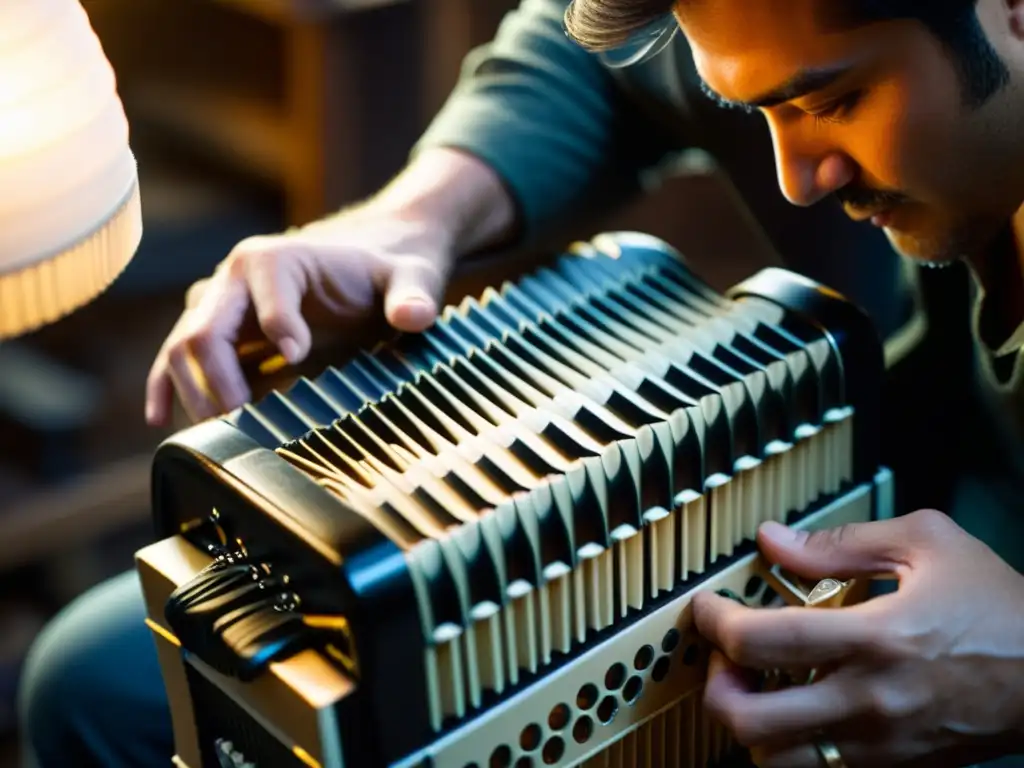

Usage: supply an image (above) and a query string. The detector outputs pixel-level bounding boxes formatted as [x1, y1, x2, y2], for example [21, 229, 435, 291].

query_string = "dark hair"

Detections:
[563, 0, 1009, 108]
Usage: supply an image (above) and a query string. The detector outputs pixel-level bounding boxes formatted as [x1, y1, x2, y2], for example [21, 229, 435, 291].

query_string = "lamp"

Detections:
[0, 0, 141, 340]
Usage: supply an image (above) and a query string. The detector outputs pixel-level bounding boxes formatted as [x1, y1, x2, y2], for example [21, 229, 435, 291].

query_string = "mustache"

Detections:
[833, 184, 910, 212]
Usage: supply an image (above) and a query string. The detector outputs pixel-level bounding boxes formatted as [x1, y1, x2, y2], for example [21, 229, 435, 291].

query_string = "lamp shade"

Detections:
[0, 0, 141, 339]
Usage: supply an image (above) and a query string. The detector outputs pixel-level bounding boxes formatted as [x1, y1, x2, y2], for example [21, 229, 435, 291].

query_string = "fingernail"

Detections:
[278, 338, 300, 363]
[760, 520, 797, 542]
[400, 293, 435, 312]
[390, 294, 437, 330]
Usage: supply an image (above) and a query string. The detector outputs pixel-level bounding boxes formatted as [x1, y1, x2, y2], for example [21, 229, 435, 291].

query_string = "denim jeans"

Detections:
[18, 570, 172, 767]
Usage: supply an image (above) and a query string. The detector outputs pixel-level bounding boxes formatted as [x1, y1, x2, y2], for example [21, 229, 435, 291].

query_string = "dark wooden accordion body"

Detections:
[136, 232, 894, 768]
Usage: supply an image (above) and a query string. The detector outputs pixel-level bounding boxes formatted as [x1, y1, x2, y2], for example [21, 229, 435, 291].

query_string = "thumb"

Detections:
[757, 518, 909, 581]
[382, 255, 447, 332]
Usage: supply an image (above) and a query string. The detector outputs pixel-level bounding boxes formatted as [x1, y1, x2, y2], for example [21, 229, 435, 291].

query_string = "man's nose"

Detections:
[769, 121, 854, 207]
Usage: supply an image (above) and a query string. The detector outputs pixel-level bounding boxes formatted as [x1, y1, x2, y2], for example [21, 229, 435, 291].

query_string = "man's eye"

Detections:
[809, 90, 864, 124]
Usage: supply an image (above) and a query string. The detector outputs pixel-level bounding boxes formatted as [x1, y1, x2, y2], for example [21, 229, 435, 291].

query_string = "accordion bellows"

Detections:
[138, 232, 894, 768]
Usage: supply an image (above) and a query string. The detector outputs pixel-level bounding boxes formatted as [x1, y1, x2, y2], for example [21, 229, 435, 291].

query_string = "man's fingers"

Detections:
[146, 231, 454, 426]
[704, 650, 865, 749]
[705, 647, 764, 703]
[183, 331, 252, 418]
[381, 255, 447, 332]
[245, 249, 312, 363]
[755, 515, 919, 581]
[165, 345, 220, 423]
[146, 273, 233, 425]
[149, 274, 255, 423]
[183, 275, 254, 415]
[145, 352, 175, 426]
[184, 277, 211, 309]
[751, 736, 878, 768]
[751, 740, 852, 768]
[692, 591, 875, 669]
[147, 314, 205, 426]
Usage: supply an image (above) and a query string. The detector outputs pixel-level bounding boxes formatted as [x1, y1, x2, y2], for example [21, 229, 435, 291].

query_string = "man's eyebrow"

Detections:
[699, 65, 853, 112]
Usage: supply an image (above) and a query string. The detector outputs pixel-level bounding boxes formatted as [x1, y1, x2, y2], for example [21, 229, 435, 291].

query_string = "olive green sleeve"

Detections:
[412, 0, 673, 245]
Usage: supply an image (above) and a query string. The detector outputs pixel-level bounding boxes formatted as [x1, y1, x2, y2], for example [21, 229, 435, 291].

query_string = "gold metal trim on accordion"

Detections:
[135, 232, 894, 768]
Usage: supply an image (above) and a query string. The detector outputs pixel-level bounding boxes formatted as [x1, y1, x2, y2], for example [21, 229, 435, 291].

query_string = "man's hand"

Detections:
[692, 509, 1024, 767]
[144, 147, 515, 427]
[144, 212, 454, 426]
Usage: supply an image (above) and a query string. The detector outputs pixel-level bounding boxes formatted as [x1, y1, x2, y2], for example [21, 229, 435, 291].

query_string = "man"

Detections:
[14, 2, 1015, 768]
[558, 1, 1024, 767]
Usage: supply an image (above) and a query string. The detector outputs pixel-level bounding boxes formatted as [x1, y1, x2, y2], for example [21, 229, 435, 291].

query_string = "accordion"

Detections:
[135, 232, 893, 768]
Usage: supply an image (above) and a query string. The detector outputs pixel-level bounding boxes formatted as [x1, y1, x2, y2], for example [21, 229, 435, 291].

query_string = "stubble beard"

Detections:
[883, 212, 1003, 269]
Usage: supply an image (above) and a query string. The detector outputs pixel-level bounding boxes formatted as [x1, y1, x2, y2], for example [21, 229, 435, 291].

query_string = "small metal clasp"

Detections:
[759, 564, 856, 690]
[764, 564, 855, 609]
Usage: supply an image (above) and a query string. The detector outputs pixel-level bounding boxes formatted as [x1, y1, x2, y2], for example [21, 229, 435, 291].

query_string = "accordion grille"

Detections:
[184, 660, 312, 768]
[576, 696, 742, 768]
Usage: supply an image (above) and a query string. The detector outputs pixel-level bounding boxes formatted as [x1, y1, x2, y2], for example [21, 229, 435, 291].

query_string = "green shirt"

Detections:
[415, 0, 675, 242]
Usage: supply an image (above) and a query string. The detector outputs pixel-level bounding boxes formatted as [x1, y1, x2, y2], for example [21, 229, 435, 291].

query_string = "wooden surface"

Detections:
[130, 81, 287, 185]
[91, 0, 425, 226]
[0, 291, 183, 575]
[0, 454, 153, 572]
[213, 0, 409, 23]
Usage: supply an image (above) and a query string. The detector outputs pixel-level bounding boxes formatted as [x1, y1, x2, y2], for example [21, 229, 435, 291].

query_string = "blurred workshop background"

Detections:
[0, 0, 918, 763]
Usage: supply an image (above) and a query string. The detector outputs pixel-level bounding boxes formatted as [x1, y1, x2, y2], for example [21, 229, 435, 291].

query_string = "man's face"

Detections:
[675, 0, 1024, 263]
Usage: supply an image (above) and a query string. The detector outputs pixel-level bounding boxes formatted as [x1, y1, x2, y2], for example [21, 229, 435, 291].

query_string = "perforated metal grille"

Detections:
[184, 661, 308, 768]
